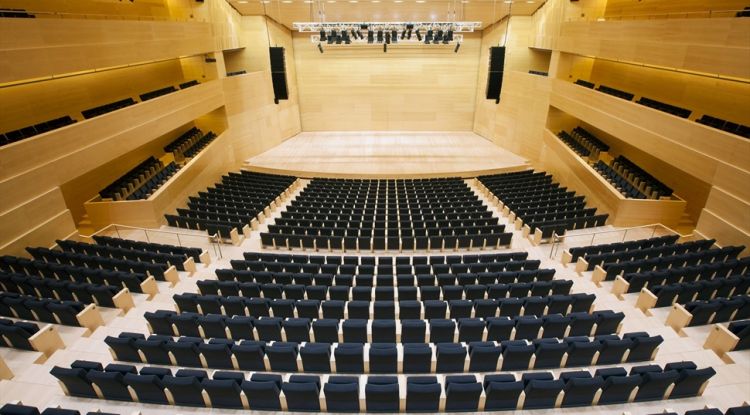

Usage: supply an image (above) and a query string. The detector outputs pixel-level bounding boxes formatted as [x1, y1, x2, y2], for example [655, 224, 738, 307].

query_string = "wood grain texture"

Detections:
[293, 32, 481, 131]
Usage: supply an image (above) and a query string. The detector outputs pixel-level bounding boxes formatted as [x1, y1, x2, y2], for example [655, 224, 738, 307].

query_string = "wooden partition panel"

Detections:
[0, 80, 224, 212]
[293, 33, 481, 131]
[557, 18, 750, 79]
[0, 18, 213, 84]
[84, 131, 234, 229]
[541, 129, 687, 227]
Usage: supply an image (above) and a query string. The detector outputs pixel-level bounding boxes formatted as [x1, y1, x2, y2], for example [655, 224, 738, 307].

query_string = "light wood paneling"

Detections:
[696, 209, 750, 255]
[0, 18, 213, 84]
[0, 57, 209, 133]
[293, 32, 481, 131]
[549, 79, 750, 179]
[557, 18, 750, 79]
[604, 0, 749, 17]
[0, 0, 171, 18]
[540, 129, 687, 227]
[704, 187, 750, 234]
[244, 131, 529, 178]
[0, 80, 225, 213]
[0, 209, 76, 257]
[84, 131, 234, 229]
[0, 188, 70, 247]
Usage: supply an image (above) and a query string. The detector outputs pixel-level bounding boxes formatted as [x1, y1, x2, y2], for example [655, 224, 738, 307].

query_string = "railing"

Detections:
[79, 223, 222, 259]
[548, 223, 693, 259]
[568, 9, 747, 22]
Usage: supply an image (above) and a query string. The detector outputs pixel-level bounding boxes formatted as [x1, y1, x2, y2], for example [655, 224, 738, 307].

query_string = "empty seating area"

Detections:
[49, 359, 715, 411]
[528, 70, 549, 76]
[697, 115, 750, 139]
[163, 127, 217, 159]
[0, 319, 48, 351]
[0, 116, 76, 148]
[0, 404, 114, 415]
[566, 234, 681, 266]
[227, 70, 248, 77]
[637, 97, 692, 119]
[478, 170, 608, 242]
[98, 157, 180, 201]
[0, 8, 34, 18]
[557, 127, 610, 160]
[166, 171, 297, 241]
[261, 177, 510, 252]
[80, 80, 199, 120]
[596, 84, 635, 101]
[612, 155, 673, 198]
[594, 161, 648, 199]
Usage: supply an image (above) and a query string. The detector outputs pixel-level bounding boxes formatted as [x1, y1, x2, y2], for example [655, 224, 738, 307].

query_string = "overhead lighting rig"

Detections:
[293, 21, 479, 48]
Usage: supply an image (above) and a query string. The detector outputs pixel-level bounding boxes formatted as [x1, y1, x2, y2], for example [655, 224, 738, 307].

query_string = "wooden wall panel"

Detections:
[0, 0, 171, 17]
[0, 210, 77, 257]
[604, 0, 749, 17]
[293, 32, 481, 131]
[0, 188, 72, 248]
[0, 58, 203, 132]
[0, 19, 213, 84]
[0, 80, 225, 213]
[557, 18, 750, 78]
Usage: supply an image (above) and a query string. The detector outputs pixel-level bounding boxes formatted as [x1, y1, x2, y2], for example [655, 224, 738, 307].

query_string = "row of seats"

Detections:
[227, 70, 247, 76]
[0, 293, 86, 327]
[56, 239, 191, 271]
[594, 160, 648, 199]
[216, 269, 557, 287]
[91, 235, 203, 262]
[265, 177, 499, 251]
[0, 116, 76, 148]
[25, 247, 175, 281]
[0, 272, 123, 309]
[598, 247, 744, 280]
[124, 162, 180, 200]
[145, 311, 624, 341]
[163, 126, 202, 154]
[528, 70, 549, 76]
[478, 170, 607, 239]
[574, 78, 750, 139]
[568, 234, 679, 263]
[647, 275, 749, 308]
[231, 256, 540, 275]
[260, 231, 513, 252]
[583, 238, 718, 270]
[174, 293, 588, 319]
[681, 294, 750, 327]
[612, 155, 673, 198]
[243, 251, 528, 264]
[105, 332, 661, 373]
[0, 318, 43, 351]
[0, 8, 33, 18]
[557, 131, 592, 158]
[81, 80, 199, 119]
[50, 360, 715, 411]
[0, 256, 153, 294]
[98, 156, 164, 200]
[183, 131, 217, 158]
[728, 320, 750, 351]
[653, 407, 750, 415]
[167, 171, 296, 240]
[623, 269, 749, 297]
[696, 115, 750, 139]
[0, 404, 115, 415]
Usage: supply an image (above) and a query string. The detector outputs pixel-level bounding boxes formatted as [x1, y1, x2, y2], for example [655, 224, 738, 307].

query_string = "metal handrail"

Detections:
[549, 223, 693, 259]
[79, 223, 222, 259]
[569, 9, 747, 22]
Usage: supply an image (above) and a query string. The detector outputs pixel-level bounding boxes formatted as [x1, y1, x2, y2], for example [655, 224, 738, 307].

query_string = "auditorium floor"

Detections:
[243, 131, 530, 178]
[1, 179, 748, 415]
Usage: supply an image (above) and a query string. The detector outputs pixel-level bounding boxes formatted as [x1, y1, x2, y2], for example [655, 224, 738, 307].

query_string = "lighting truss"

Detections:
[293, 21, 479, 45]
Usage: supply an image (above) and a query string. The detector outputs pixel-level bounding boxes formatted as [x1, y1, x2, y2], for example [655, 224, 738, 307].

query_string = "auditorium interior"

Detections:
[0, 0, 749, 414]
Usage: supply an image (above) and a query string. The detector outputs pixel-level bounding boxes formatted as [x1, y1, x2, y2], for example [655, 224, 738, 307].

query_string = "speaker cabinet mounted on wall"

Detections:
[269, 47, 289, 104]
[486, 46, 505, 103]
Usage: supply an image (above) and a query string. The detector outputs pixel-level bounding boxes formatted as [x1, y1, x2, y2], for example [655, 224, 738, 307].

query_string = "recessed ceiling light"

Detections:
[416, 0, 425, 3]
[394, 0, 403, 3]
[304, 0, 313, 2]
[461, 0, 468, 3]
[503, 0, 512, 3]
[526, 0, 535, 3]
[371, 0, 380, 2]
[238, 0, 249, 3]
[327, 0, 335, 2]
[282, 0, 292, 3]
[349, 0, 358, 2]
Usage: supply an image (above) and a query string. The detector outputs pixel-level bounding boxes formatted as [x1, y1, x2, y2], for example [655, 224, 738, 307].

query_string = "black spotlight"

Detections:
[454, 42, 460, 53]
[367, 30, 374, 43]
[318, 43, 324, 53]
[328, 30, 336, 44]
[357, 30, 363, 39]
[407, 29, 412, 39]
[351, 29, 357, 40]
[335, 33, 342, 44]
[446, 30, 454, 41]
[434, 30, 443, 44]
[320, 29, 327, 42]
[401, 29, 406, 39]
[383, 43, 387, 52]
[391, 30, 398, 43]
[343, 31, 351, 44]
[425, 29, 433, 44]
[416, 29, 422, 41]
[377, 30, 383, 43]
[385, 31, 390, 44]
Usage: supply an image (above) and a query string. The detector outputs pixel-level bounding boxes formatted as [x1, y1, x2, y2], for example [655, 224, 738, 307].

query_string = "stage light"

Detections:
[434, 30, 443, 44]
[447, 30, 453, 41]
[367, 30, 374, 43]
[384, 43, 387, 52]
[416, 29, 422, 41]
[425, 29, 433, 44]
[319, 29, 327, 42]
[327, 30, 335, 44]
[318, 43, 324, 53]
[407, 28, 412, 39]
[454, 42, 460, 53]
[385, 31, 391, 44]
[401, 29, 406, 39]
[377, 30, 383, 43]
[391, 30, 398, 43]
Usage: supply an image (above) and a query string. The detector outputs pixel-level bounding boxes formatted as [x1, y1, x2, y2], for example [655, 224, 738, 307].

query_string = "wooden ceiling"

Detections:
[226, 0, 546, 29]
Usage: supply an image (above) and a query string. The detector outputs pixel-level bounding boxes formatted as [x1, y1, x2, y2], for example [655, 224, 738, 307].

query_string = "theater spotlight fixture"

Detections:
[318, 43, 324, 53]
[454, 42, 460, 53]
[383, 43, 387, 52]
[293, 21, 479, 48]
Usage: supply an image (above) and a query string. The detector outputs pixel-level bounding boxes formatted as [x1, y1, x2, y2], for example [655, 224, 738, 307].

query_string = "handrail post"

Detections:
[115, 225, 121, 239]
[176, 233, 182, 247]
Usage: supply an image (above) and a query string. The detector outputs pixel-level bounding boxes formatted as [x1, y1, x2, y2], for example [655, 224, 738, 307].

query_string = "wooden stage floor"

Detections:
[244, 131, 529, 178]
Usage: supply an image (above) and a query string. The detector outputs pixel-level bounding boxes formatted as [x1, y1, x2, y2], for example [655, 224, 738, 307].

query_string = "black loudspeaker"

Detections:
[486, 46, 505, 102]
[269, 47, 288, 102]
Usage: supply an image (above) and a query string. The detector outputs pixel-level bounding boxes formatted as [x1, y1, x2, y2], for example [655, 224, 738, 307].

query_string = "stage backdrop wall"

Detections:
[292, 32, 481, 131]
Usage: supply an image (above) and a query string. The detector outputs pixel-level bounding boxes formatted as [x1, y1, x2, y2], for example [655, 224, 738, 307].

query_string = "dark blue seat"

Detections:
[436, 342, 466, 373]
[406, 376, 441, 412]
[403, 343, 432, 373]
[598, 374, 641, 404]
[324, 376, 360, 412]
[635, 370, 679, 401]
[371, 319, 397, 343]
[266, 342, 299, 372]
[50, 366, 98, 398]
[202, 378, 243, 409]
[312, 319, 339, 343]
[429, 319, 456, 343]
[523, 379, 564, 409]
[669, 367, 716, 398]
[300, 342, 331, 373]
[164, 337, 202, 367]
[468, 341, 501, 372]
[501, 340, 534, 370]
[483, 374, 522, 410]
[533, 338, 567, 368]
[242, 373, 282, 410]
[401, 319, 426, 343]
[369, 343, 398, 373]
[445, 375, 482, 411]
[86, 370, 131, 401]
[365, 376, 400, 412]
[342, 319, 367, 343]
[334, 343, 364, 373]
[124, 372, 169, 404]
[560, 373, 603, 407]
[199, 339, 234, 369]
